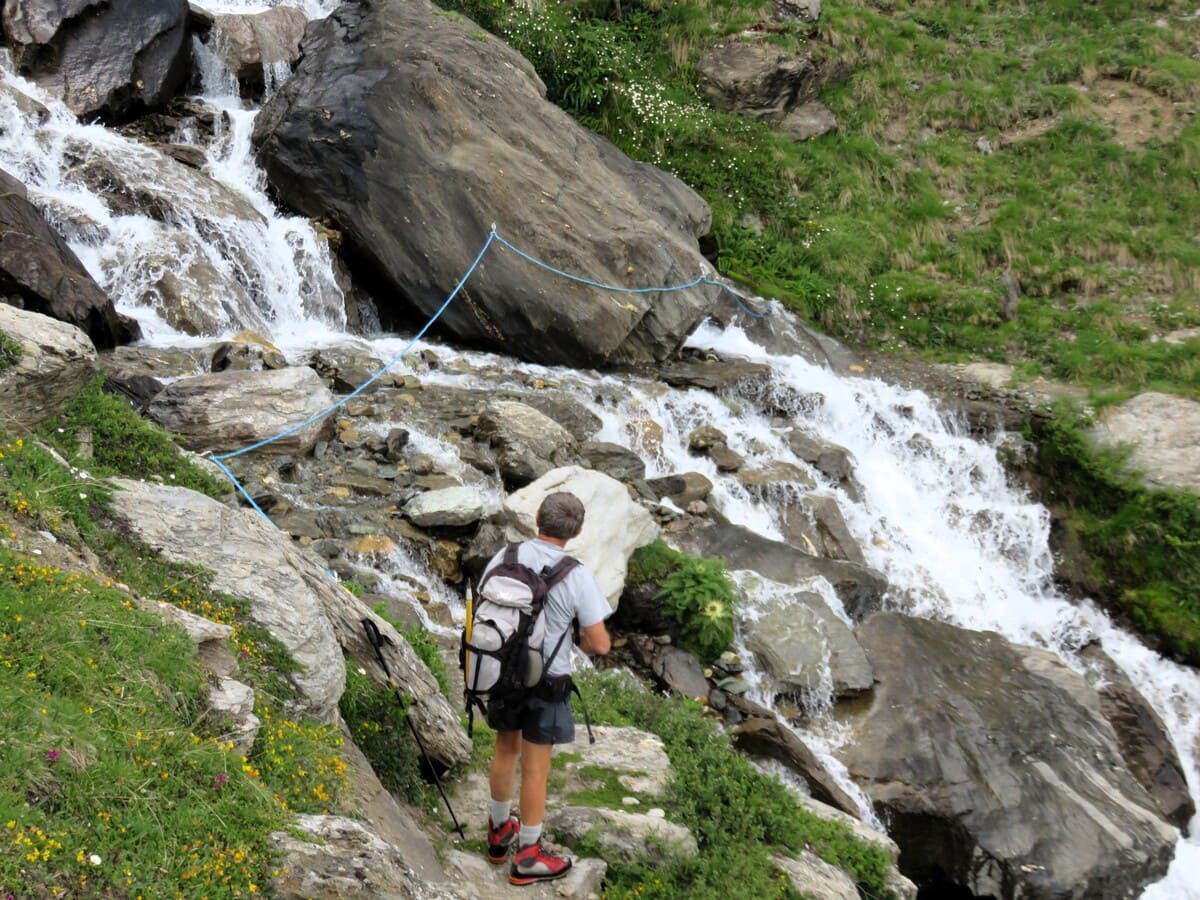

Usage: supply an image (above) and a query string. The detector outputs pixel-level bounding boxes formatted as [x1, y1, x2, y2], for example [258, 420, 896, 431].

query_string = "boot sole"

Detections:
[509, 865, 572, 886]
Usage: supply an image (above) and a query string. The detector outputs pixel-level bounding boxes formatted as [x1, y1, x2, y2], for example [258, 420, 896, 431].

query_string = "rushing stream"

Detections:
[1, 5, 1198, 895]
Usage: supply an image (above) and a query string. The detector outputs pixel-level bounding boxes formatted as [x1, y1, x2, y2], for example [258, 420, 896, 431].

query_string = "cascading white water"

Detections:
[3, 6, 1199, 894]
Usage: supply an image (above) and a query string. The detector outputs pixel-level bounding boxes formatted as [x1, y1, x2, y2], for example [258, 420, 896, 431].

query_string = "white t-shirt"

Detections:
[481, 538, 611, 678]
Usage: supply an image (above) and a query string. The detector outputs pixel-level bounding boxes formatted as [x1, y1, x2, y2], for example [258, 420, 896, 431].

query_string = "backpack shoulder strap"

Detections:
[504, 543, 521, 566]
[542, 556, 580, 591]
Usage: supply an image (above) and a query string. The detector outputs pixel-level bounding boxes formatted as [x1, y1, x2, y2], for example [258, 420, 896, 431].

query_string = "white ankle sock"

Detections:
[518, 822, 543, 848]
[489, 799, 511, 827]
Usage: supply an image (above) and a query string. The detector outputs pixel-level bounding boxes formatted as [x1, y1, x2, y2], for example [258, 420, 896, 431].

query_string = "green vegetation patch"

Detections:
[0, 328, 21, 373]
[444, 0, 1200, 399]
[1029, 407, 1200, 664]
[1, 551, 270, 896]
[40, 377, 229, 498]
[575, 670, 891, 899]
[0, 433, 350, 895]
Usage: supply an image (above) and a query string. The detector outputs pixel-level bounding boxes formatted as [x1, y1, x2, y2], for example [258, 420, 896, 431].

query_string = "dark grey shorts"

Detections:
[486, 696, 575, 745]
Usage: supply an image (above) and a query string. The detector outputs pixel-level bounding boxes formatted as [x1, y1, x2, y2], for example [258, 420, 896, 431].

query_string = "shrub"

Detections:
[338, 662, 432, 805]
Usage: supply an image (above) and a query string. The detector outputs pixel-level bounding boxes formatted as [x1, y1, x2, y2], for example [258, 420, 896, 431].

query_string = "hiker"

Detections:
[482, 491, 611, 885]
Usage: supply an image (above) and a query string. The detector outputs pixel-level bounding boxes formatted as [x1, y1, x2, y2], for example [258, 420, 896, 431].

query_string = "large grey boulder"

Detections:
[202, 7, 308, 85]
[146, 367, 336, 456]
[496, 466, 659, 606]
[2, 0, 190, 120]
[0, 303, 97, 429]
[1087, 391, 1200, 493]
[107, 479, 471, 767]
[837, 613, 1177, 899]
[474, 400, 578, 488]
[737, 575, 873, 698]
[0, 169, 139, 348]
[252, 0, 714, 367]
[675, 523, 887, 620]
[696, 38, 820, 120]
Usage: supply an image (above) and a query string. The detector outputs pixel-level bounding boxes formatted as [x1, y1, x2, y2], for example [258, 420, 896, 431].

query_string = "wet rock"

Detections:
[708, 443, 745, 472]
[737, 575, 872, 698]
[660, 354, 772, 392]
[786, 429, 859, 497]
[646, 471, 713, 506]
[4, 0, 190, 121]
[475, 400, 578, 488]
[839, 612, 1176, 898]
[253, 0, 713, 368]
[211, 331, 289, 372]
[205, 7, 307, 85]
[0, 168, 139, 348]
[1079, 644, 1195, 829]
[676, 523, 886, 620]
[147, 366, 336, 456]
[688, 424, 727, 452]
[649, 644, 711, 702]
[580, 440, 647, 483]
[402, 486, 485, 529]
[0, 304, 98, 429]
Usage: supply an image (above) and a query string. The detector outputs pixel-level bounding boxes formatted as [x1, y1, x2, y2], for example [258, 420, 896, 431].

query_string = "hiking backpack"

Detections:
[460, 543, 580, 734]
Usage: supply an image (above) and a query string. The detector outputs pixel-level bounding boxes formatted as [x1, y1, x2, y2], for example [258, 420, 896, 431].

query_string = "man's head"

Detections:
[536, 491, 585, 542]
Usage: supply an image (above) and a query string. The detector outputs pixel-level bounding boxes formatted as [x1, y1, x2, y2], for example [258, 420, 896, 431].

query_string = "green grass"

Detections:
[0, 328, 21, 373]
[574, 670, 892, 899]
[443, 0, 1200, 399]
[0, 428, 353, 895]
[39, 377, 229, 498]
[1028, 406, 1200, 664]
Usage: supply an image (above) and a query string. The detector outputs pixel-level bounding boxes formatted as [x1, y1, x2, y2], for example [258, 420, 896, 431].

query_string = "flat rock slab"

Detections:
[1088, 391, 1200, 493]
[442, 849, 605, 899]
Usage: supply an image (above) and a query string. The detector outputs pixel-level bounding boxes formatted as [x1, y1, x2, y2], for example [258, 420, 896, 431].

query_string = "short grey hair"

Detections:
[536, 492, 585, 541]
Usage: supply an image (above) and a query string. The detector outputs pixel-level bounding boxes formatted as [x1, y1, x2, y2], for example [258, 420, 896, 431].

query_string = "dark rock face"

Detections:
[674, 523, 887, 620]
[0, 168, 139, 347]
[840, 613, 1177, 899]
[3, 0, 190, 121]
[1078, 644, 1195, 830]
[252, 0, 714, 368]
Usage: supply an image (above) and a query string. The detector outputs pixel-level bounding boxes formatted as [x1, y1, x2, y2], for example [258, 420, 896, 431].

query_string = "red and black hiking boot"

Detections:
[486, 816, 519, 864]
[509, 839, 573, 885]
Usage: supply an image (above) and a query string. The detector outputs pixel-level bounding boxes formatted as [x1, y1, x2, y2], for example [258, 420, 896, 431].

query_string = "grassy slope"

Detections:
[452, 0, 1200, 399]
[445, 0, 1200, 662]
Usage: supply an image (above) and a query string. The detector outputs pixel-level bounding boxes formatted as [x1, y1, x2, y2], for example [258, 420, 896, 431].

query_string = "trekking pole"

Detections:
[360, 617, 466, 839]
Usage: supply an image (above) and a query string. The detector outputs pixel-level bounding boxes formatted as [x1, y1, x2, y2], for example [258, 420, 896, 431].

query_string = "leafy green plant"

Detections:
[40, 378, 228, 498]
[0, 328, 21, 372]
[627, 539, 683, 588]
[657, 556, 737, 663]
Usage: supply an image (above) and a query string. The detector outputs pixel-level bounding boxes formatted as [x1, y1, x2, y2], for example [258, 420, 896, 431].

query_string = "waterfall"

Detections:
[2, 9, 1198, 895]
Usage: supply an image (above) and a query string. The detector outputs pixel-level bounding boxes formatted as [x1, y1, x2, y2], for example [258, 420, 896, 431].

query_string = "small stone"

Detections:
[621, 797, 640, 806]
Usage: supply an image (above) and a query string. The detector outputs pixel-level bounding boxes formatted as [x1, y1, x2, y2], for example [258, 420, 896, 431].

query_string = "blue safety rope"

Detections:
[207, 226, 771, 523]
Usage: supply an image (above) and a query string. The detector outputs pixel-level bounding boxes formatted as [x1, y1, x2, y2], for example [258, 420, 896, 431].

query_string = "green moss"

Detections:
[1028, 406, 1200, 663]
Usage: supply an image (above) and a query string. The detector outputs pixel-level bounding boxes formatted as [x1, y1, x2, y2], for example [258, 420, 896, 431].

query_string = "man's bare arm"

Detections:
[578, 621, 611, 656]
